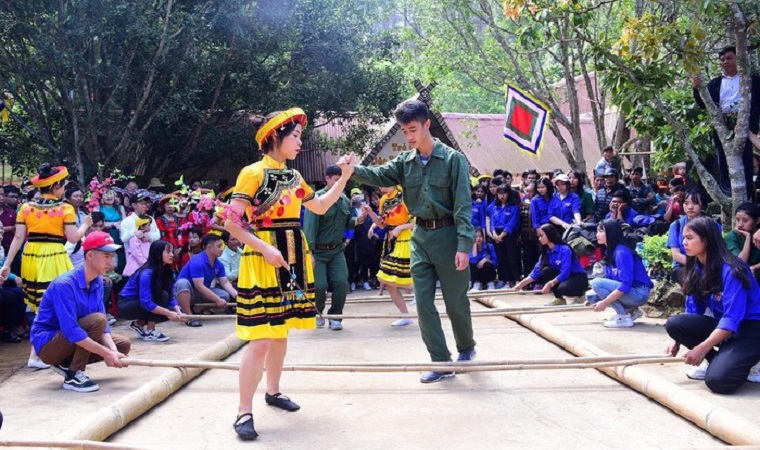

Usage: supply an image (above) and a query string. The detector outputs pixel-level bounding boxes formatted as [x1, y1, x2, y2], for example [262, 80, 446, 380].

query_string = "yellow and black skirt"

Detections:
[22, 235, 74, 313]
[236, 220, 316, 341]
[377, 227, 413, 287]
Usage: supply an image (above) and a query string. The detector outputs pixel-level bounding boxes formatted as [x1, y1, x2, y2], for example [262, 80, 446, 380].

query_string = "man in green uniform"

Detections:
[345, 99, 476, 383]
[303, 165, 367, 331]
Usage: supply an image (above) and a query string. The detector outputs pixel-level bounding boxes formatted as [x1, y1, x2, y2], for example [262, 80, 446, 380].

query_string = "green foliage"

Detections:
[640, 234, 671, 271]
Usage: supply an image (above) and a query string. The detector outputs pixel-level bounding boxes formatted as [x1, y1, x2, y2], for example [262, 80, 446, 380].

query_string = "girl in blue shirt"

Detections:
[118, 240, 183, 342]
[587, 220, 654, 328]
[469, 229, 498, 290]
[487, 185, 521, 287]
[549, 174, 581, 230]
[665, 216, 760, 394]
[667, 190, 711, 285]
[471, 185, 487, 236]
[530, 177, 559, 229]
[514, 224, 588, 305]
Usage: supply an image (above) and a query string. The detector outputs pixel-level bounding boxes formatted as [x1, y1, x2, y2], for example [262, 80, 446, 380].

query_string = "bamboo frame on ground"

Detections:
[475, 296, 760, 445]
[0, 440, 147, 450]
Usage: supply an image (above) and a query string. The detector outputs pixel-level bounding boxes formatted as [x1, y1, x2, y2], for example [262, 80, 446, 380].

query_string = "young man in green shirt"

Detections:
[344, 100, 476, 383]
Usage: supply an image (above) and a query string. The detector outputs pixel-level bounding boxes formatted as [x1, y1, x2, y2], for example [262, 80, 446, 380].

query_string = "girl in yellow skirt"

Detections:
[224, 108, 355, 441]
[367, 186, 415, 327]
[0, 164, 92, 368]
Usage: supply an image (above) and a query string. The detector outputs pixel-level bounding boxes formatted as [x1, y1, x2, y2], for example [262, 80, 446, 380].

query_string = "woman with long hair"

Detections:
[117, 240, 183, 342]
[486, 185, 521, 287]
[224, 108, 355, 440]
[725, 202, 760, 274]
[0, 164, 91, 368]
[665, 216, 760, 394]
[667, 190, 715, 284]
[586, 220, 654, 328]
[568, 169, 594, 222]
[469, 228, 498, 290]
[514, 223, 588, 305]
[530, 177, 559, 229]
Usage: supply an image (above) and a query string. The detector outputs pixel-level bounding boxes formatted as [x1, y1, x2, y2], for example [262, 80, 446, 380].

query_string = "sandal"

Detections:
[265, 392, 300, 412]
[185, 319, 203, 327]
[233, 413, 258, 440]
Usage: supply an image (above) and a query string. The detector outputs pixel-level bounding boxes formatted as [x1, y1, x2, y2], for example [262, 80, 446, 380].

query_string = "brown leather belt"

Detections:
[415, 217, 455, 230]
[315, 242, 342, 251]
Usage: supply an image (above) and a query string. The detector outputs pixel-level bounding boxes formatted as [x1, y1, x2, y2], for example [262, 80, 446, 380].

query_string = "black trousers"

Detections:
[0, 287, 25, 330]
[470, 261, 497, 284]
[117, 291, 171, 324]
[536, 266, 588, 298]
[665, 314, 760, 394]
[493, 230, 522, 283]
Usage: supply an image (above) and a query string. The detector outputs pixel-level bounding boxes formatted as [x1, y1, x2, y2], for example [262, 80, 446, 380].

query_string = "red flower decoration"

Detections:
[276, 206, 284, 217]
[35, 211, 42, 218]
[261, 217, 274, 228]
[295, 188, 305, 199]
[280, 194, 292, 206]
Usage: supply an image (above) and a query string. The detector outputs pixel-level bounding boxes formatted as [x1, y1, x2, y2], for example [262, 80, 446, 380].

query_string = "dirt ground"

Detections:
[1, 290, 758, 449]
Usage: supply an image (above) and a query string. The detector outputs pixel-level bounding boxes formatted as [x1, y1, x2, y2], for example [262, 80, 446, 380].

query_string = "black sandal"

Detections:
[265, 392, 300, 412]
[185, 319, 203, 327]
[233, 413, 258, 440]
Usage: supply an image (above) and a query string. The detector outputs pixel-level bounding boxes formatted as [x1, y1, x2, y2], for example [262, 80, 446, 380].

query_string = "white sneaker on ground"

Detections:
[603, 314, 634, 328]
[486, 282, 496, 290]
[362, 282, 372, 291]
[471, 282, 483, 291]
[142, 329, 170, 342]
[407, 296, 416, 306]
[747, 363, 760, 383]
[106, 313, 116, 325]
[350, 283, 356, 291]
[28, 358, 50, 370]
[391, 318, 413, 327]
[687, 360, 709, 380]
[329, 320, 343, 331]
[494, 280, 506, 289]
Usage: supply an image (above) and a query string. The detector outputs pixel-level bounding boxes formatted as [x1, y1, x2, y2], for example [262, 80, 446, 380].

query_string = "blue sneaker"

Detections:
[457, 348, 477, 362]
[420, 371, 455, 383]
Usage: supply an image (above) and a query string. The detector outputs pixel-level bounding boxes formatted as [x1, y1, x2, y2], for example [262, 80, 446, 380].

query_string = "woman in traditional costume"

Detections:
[224, 108, 354, 440]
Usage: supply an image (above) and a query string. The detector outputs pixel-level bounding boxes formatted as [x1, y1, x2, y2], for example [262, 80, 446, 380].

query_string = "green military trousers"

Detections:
[410, 225, 476, 362]
[313, 246, 349, 317]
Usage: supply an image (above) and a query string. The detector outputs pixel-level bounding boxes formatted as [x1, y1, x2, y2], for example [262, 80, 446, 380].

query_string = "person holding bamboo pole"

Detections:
[665, 216, 760, 394]
[224, 108, 355, 441]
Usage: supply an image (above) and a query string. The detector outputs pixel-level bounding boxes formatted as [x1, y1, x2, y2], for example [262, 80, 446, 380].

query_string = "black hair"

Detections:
[253, 111, 301, 153]
[2, 185, 20, 195]
[495, 185, 520, 206]
[221, 230, 231, 243]
[90, 211, 105, 224]
[671, 185, 685, 193]
[64, 184, 82, 200]
[26, 189, 39, 202]
[538, 223, 566, 272]
[393, 100, 429, 125]
[736, 202, 760, 221]
[669, 177, 684, 187]
[682, 216, 750, 296]
[719, 46, 736, 58]
[135, 240, 175, 308]
[201, 233, 222, 248]
[502, 170, 513, 178]
[537, 177, 555, 200]
[632, 167, 644, 175]
[493, 169, 505, 178]
[603, 146, 614, 153]
[568, 170, 587, 194]
[37, 163, 65, 194]
[599, 219, 633, 266]
[490, 176, 504, 187]
[325, 165, 341, 177]
[683, 189, 707, 210]
[612, 189, 630, 203]
[188, 227, 203, 239]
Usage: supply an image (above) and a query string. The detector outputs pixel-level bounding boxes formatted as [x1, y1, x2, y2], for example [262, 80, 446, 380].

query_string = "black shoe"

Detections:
[234, 413, 258, 440]
[63, 371, 99, 393]
[186, 319, 203, 327]
[265, 392, 300, 411]
[0, 331, 22, 343]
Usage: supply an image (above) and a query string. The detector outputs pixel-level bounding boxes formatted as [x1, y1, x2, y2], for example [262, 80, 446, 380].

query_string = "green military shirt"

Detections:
[303, 189, 356, 250]
[725, 230, 760, 266]
[352, 139, 474, 253]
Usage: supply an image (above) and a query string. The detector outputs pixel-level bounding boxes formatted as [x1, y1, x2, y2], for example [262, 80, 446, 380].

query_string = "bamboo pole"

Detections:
[475, 296, 760, 445]
[67, 333, 246, 443]
[121, 356, 681, 373]
[181, 305, 586, 321]
[0, 440, 147, 449]
[345, 288, 538, 303]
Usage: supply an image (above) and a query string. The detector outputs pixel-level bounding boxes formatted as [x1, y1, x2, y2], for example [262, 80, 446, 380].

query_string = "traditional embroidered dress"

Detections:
[232, 154, 316, 340]
[377, 189, 413, 287]
[17, 195, 76, 312]
[156, 213, 187, 271]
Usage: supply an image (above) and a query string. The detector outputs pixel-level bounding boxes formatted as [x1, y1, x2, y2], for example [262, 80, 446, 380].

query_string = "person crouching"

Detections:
[31, 231, 131, 392]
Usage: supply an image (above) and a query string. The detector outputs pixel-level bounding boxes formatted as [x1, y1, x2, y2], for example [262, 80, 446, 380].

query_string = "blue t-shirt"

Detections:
[487, 202, 520, 235]
[177, 251, 226, 288]
[605, 207, 639, 226]
[550, 192, 581, 224]
[531, 196, 559, 229]
[469, 243, 499, 266]
[31, 266, 109, 353]
[603, 245, 654, 293]
[471, 199, 487, 229]
[529, 244, 586, 282]
[667, 216, 722, 268]
[686, 262, 760, 333]
[120, 268, 178, 312]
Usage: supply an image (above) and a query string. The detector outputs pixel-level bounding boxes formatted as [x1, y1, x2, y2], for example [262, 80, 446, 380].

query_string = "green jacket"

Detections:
[303, 189, 356, 251]
[352, 139, 474, 253]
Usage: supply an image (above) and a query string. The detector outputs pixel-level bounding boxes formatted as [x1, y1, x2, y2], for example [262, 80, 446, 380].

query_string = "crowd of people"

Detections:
[1, 51, 760, 439]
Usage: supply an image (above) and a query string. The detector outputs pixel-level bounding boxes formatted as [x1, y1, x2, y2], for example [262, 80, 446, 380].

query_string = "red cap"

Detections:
[83, 231, 122, 253]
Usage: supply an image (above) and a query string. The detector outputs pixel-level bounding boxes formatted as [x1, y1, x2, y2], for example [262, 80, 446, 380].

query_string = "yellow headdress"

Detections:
[254, 108, 308, 148]
[31, 166, 68, 188]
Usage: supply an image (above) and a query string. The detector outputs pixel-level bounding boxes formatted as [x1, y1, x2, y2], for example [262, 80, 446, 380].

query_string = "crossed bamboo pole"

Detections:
[120, 354, 682, 373]
[183, 304, 587, 321]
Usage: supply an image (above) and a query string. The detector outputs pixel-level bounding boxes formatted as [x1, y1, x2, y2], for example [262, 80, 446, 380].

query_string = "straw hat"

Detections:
[147, 177, 165, 189]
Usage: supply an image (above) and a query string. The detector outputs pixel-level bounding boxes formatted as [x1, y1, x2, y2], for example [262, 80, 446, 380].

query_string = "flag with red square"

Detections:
[503, 83, 550, 156]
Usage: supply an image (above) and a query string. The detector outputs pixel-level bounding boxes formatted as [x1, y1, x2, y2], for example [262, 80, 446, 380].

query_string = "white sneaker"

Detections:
[687, 360, 709, 380]
[407, 296, 416, 306]
[391, 318, 413, 327]
[747, 363, 760, 383]
[629, 308, 644, 321]
[362, 282, 372, 291]
[350, 283, 356, 291]
[486, 282, 496, 290]
[142, 329, 170, 342]
[603, 314, 634, 328]
[28, 358, 50, 369]
[329, 320, 343, 331]
[106, 313, 116, 325]
[472, 282, 483, 291]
